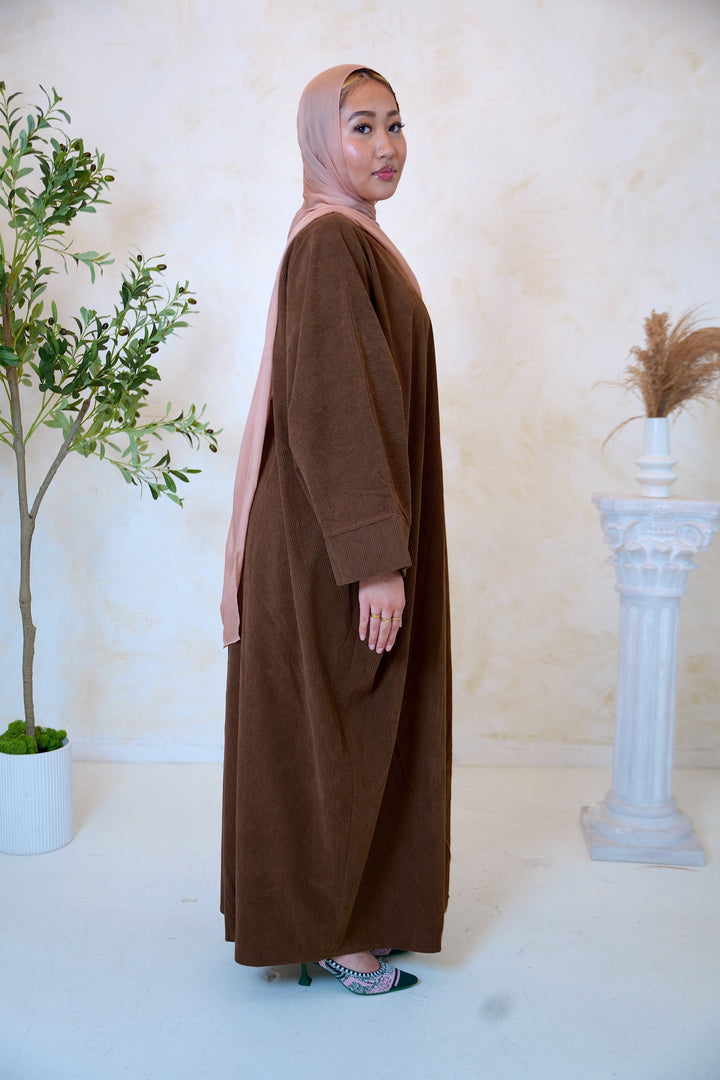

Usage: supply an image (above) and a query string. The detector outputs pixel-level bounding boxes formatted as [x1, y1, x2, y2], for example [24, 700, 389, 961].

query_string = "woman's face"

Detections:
[340, 79, 407, 203]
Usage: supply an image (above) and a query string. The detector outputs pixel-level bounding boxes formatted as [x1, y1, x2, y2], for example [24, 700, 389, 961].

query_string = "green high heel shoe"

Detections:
[298, 958, 418, 995]
[299, 963, 312, 986]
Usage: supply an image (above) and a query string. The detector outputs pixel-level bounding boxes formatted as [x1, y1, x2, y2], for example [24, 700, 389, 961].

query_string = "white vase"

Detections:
[634, 417, 677, 498]
[0, 739, 74, 855]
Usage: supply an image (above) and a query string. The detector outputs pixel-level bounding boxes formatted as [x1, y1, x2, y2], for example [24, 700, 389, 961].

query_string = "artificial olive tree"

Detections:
[0, 84, 218, 747]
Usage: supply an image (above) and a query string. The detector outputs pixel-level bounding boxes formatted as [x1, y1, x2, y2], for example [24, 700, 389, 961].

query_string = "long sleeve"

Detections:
[279, 216, 412, 586]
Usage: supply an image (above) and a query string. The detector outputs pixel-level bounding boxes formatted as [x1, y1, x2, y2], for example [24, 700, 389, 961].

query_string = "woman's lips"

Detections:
[373, 168, 395, 180]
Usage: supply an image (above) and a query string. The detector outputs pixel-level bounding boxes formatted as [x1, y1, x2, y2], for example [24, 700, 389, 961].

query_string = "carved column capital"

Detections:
[592, 494, 720, 598]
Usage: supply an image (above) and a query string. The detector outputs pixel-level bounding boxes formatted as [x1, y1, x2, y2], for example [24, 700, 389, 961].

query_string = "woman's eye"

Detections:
[354, 123, 371, 134]
[389, 121, 405, 133]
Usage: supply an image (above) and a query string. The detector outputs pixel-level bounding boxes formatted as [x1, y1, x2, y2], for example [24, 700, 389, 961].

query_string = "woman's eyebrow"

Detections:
[347, 108, 401, 121]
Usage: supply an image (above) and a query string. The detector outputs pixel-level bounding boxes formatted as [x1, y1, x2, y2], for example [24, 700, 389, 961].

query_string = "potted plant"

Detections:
[0, 84, 218, 854]
[605, 310, 720, 496]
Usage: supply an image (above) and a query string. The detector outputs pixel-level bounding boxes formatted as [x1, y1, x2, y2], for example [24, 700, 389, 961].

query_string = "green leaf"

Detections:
[0, 345, 20, 368]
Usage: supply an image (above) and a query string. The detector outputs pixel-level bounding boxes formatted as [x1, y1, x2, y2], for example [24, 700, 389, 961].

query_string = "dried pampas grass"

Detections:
[604, 309, 720, 444]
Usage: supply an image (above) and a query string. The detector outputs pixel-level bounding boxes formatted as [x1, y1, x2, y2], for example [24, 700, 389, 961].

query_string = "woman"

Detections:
[221, 65, 451, 996]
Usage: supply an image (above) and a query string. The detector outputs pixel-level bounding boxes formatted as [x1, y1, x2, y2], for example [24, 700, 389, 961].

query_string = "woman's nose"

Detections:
[376, 133, 392, 157]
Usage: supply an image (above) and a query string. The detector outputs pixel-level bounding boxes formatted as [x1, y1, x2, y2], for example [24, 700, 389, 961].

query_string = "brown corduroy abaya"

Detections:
[221, 214, 451, 967]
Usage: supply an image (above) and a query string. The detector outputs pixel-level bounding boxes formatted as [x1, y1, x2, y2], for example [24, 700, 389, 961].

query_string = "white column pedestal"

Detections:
[581, 495, 720, 865]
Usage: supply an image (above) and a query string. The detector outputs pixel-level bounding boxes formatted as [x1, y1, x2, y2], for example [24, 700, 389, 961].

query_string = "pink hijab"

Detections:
[221, 64, 421, 645]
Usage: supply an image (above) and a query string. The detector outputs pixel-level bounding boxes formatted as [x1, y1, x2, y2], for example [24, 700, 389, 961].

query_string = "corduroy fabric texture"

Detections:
[221, 215, 451, 966]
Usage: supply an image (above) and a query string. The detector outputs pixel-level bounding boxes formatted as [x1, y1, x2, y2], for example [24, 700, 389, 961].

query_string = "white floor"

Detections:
[1, 764, 719, 1080]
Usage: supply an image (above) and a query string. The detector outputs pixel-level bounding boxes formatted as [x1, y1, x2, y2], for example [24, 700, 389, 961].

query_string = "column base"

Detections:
[580, 802, 706, 866]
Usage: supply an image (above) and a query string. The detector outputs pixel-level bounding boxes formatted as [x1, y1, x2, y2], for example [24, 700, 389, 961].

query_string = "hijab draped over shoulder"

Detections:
[221, 64, 420, 645]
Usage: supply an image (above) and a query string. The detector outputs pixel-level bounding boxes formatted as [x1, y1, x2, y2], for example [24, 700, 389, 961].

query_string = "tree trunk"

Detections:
[3, 288, 37, 739]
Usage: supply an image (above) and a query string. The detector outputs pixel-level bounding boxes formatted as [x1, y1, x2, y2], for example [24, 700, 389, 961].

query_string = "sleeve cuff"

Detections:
[325, 514, 411, 586]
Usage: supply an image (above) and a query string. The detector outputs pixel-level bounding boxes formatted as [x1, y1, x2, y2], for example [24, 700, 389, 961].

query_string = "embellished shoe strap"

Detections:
[318, 957, 402, 993]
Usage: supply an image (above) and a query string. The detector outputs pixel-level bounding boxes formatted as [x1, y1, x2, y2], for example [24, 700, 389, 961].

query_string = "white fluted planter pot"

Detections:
[634, 417, 677, 498]
[0, 739, 74, 855]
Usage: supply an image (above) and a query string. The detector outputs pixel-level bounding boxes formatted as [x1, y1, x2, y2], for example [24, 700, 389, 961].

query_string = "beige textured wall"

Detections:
[1, 0, 719, 763]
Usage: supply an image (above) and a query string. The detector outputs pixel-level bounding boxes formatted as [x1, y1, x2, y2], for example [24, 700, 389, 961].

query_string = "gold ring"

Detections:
[391, 616, 402, 622]
[380, 617, 392, 623]
[369, 613, 381, 619]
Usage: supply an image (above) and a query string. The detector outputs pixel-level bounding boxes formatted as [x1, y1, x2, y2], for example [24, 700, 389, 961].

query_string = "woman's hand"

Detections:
[358, 570, 405, 653]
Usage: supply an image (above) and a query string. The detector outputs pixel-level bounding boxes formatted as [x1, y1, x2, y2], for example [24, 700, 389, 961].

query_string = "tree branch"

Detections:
[29, 397, 92, 520]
